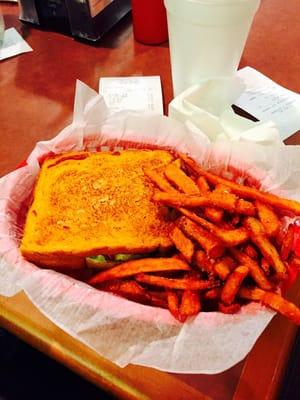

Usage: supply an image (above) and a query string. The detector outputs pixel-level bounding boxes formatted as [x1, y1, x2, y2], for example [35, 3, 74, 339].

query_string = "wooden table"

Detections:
[0, 1, 300, 399]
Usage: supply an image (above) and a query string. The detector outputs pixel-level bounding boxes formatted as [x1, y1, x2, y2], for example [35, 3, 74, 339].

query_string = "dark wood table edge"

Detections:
[233, 274, 300, 400]
[0, 291, 210, 400]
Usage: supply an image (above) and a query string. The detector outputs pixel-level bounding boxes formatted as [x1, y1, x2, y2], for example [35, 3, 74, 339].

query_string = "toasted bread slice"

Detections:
[20, 150, 174, 269]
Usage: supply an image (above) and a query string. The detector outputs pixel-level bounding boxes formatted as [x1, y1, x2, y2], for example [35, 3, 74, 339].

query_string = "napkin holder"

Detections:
[18, 0, 131, 42]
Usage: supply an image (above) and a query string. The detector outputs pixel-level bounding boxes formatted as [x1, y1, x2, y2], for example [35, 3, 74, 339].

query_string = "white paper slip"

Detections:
[0, 28, 33, 61]
[99, 76, 164, 114]
[236, 67, 300, 140]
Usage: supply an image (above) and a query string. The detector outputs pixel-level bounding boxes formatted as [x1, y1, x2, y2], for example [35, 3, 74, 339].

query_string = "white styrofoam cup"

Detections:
[164, 0, 260, 96]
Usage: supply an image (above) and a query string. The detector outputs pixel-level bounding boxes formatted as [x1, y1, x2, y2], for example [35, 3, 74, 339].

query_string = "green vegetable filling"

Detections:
[87, 254, 141, 263]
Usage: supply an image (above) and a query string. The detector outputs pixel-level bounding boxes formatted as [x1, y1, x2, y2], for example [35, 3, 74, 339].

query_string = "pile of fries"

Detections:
[88, 154, 300, 324]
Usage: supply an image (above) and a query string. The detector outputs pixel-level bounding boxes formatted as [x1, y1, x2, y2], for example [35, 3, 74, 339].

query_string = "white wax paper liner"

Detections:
[1, 80, 300, 374]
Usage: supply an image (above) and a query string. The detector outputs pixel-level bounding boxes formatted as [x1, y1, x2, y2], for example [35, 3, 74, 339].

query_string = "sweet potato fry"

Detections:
[170, 225, 194, 263]
[88, 257, 191, 285]
[238, 286, 266, 301]
[153, 191, 255, 216]
[213, 262, 231, 281]
[280, 224, 295, 261]
[178, 208, 249, 246]
[230, 248, 273, 290]
[218, 302, 241, 314]
[214, 256, 237, 280]
[255, 200, 280, 237]
[135, 273, 219, 290]
[197, 176, 210, 192]
[153, 191, 233, 209]
[261, 292, 300, 325]
[214, 184, 231, 193]
[172, 253, 186, 261]
[206, 184, 232, 223]
[221, 265, 249, 305]
[165, 161, 200, 194]
[243, 216, 265, 235]
[180, 290, 201, 319]
[244, 244, 258, 259]
[166, 290, 184, 322]
[205, 208, 224, 224]
[261, 258, 271, 275]
[144, 168, 177, 193]
[236, 199, 255, 216]
[148, 291, 168, 309]
[204, 208, 224, 224]
[173, 158, 182, 168]
[177, 216, 224, 258]
[194, 250, 214, 274]
[239, 287, 300, 325]
[219, 221, 236, 231]
[179, 153, 300, 215]
[203, 288, 221, 300]
[221, 255, 238, 269]
[196, 176, 223, 223]
[101, 280, 152, 304]
[244, 217, 287, 279]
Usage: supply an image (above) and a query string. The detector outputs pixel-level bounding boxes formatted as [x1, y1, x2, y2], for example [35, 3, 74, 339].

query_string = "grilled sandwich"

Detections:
[20, 150, 174, 269]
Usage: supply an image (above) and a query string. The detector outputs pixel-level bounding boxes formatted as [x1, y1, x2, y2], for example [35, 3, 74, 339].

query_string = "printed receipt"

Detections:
[99, 76, 164, 114]
[236, 67, 300, 140]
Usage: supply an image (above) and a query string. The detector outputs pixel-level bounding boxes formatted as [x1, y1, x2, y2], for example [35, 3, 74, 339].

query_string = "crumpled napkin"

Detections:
[168, 76, 281, 144]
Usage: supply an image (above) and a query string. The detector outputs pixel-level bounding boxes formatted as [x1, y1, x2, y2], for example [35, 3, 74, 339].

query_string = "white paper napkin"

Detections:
[168, 68, 300, 143]
[0, 28, 32, 61]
